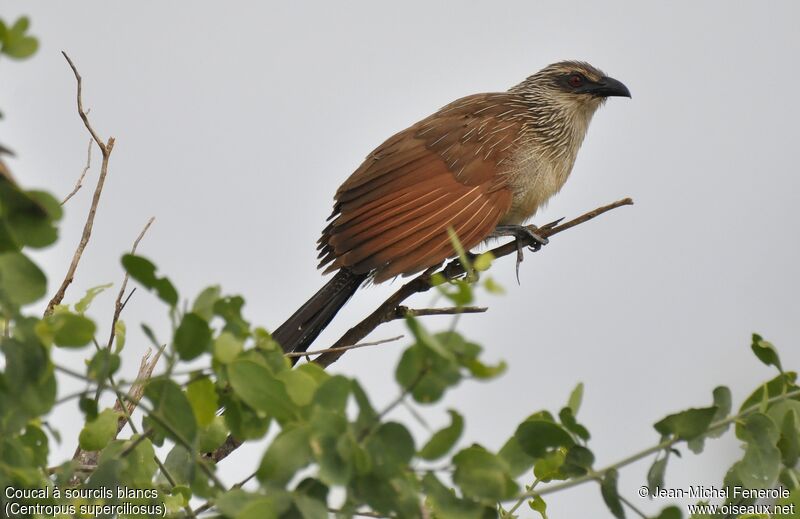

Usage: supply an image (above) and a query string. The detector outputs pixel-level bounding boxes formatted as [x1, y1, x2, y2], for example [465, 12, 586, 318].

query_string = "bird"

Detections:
[273, 60, 630, 355]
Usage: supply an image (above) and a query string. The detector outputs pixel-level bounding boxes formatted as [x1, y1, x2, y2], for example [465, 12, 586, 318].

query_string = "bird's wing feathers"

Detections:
[319, 93, 522, 281]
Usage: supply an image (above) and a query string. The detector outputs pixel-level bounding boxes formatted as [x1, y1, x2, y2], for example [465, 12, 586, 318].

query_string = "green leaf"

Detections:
[159, 445, 194, 487]
[278, 369, 319, 407]
[87, 349, 121, 381]
[292, 494, 328, 519]
[258, 425, 313, 485]
[197, 415, 228, 452]
[174, 312, 212, 360]
[498, 436, 535, 477]
[0, 252, 46, 306]
[0, 17, 39, 59]
[558, 407, 590, 441]
[145, 379, 198, 445]
[101, 436, 158, 486]
[419, 410, 464, 460]
[74, 283, 113, 314]
[121, 254, 178, 306]
[776, 409, 800, 466]
[653, 406, 717, 441]
[214, 331, 243, 364]
[737, 413, 781, 489]
[473, 252, 494, 271]
[223, 395, 270, 441]
[2, 189, 61, 249]
[365, 422, 415, 477]
[751, 333, 783, 372]
[192, 285, 221, 320]
[560, 445, 594, 477]
[529, 494, 548, 519]
[216, 489, 291, 519]
[567, 382, 584, 415]
[422, 473, 495, 519]
[213, 295, 250, 338]
[483, 276, 505, 294]
[312, 375, 350, 413]
[647, 456, 668, 496]
[515, 419, 575, 458]
[395, 343, 461, 404]
[228, 359, 297, 423]
[452, 445, 517, 502]
[186, 376, 218, 427]
[37, 312, 96, 348]
[600, 469, 625, 519]
[352, 380, 377, 431]
[739, 372, 797, 414]
[79, 396, 98, 421]
[113, 320, 126, 353]
[533, 449, 566, 482]
[78, 408, 119, 451]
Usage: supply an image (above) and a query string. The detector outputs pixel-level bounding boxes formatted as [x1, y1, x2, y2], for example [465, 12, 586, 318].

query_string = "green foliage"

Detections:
[0, 17, 39, 60]
[121, 253, 179, 307]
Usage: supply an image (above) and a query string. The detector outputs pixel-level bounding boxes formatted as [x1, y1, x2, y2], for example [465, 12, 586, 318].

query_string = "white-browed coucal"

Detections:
[273, 60, 630, 354]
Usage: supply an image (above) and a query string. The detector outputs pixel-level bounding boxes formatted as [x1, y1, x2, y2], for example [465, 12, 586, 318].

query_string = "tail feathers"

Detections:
[272, 269, 366, 355]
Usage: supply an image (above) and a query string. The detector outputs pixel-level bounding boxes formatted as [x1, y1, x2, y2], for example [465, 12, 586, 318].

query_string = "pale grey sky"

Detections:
[2, 1, 799, 517]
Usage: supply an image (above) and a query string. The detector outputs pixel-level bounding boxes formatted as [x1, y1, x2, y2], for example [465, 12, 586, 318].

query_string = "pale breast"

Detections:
[500, 146, 575, 225]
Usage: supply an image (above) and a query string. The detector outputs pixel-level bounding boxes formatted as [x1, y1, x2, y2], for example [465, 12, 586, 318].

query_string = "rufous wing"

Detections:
[318, 93, 523, 282]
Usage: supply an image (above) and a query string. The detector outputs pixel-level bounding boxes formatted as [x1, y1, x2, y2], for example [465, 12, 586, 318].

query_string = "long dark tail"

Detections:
[272, 268, 367, 355]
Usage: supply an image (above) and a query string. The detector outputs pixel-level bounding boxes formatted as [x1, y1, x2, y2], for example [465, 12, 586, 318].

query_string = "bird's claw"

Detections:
[490, 224, 549, 284]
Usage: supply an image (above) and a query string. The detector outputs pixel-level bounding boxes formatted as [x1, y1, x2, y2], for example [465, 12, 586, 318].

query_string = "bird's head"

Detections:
[510, 60, 630, 146]
[513, 60, 630, 113]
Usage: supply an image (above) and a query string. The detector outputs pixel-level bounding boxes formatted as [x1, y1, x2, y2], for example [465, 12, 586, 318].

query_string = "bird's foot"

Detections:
[489, 225, 549, 284]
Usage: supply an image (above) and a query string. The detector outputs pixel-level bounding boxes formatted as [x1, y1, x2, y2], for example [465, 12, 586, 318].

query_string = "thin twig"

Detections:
[284, 335, 404, 358]
[314, 198, 633, 367]
[398, 306, 487, 318]
[61, 138, 92, 205]
[45, 52, 116, 316]
[107, 217, 155, 351]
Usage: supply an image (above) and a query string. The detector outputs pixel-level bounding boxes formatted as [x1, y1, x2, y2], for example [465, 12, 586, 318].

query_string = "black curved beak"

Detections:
[590, 76, 631, 98]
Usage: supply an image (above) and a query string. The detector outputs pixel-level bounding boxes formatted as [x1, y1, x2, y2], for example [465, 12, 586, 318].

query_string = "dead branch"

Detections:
[314, 197, 633, 367]
[61, 138, 93, 205]
[45, 53, 116, 316]
[113, 347, 163, 434]
[107, 217, 155, 351]
[398, 306, 487, 318]
[284, 335, 404, 359]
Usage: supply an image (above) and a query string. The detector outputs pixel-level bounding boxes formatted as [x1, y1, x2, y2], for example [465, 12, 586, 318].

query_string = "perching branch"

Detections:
[314, 197, 633, 367]
[45, 52, 116, 316]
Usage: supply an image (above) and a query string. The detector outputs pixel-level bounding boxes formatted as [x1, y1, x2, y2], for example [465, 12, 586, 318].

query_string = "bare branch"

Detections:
[61, 52, 106, 152]
[61, 138, 92, 205]
[113, 346, 164, 434]
[45, 53, 116, 316]
[107, 217, 155, 351]
[284, 335, 403, 359]
[314, 198, 634, 367]
[398, 306, 487, 318]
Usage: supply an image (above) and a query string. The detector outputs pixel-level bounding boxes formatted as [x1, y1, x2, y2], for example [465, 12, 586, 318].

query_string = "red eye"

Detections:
[568, 74, 583, 87]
